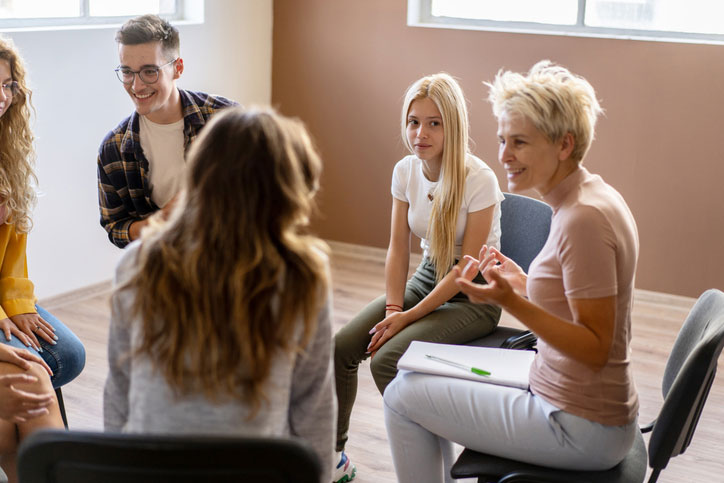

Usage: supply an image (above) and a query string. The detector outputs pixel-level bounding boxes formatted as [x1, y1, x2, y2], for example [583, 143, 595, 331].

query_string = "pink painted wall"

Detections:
[272, 0, 724, 297]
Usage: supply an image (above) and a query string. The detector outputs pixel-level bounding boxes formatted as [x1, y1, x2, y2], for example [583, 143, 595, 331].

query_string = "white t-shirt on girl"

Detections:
[391, 154, 504, 261]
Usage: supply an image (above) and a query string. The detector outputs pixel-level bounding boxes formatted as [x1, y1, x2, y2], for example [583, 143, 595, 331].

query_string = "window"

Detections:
[408, 0, 724, 44]
[0, 0, 199, 29]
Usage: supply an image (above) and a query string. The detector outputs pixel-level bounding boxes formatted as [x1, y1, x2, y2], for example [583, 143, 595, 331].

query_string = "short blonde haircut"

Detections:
[401, 73, 469, 280]
[487, 60, 602, 163]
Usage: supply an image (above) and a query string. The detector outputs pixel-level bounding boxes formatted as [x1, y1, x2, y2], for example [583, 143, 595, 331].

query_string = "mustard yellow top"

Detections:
[0, 223, 37, 320]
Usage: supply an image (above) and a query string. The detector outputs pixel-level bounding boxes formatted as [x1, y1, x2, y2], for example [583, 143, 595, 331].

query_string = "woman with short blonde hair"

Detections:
[488, 60, 601, 163]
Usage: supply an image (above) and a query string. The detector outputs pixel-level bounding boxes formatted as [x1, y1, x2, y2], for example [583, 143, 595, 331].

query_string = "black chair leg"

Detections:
[55, 387, 68, 428]
[647, 468, 661, 483]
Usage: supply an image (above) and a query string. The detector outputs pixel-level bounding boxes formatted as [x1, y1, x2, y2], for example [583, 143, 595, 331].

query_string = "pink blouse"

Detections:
[527, 167, 639, 426]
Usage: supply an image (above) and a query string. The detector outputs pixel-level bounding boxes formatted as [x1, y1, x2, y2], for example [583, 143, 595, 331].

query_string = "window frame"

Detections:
[408, 0, 724, 45]
[0, 0, 196, 30]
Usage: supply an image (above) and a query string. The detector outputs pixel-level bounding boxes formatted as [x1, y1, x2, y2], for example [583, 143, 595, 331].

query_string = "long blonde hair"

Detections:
[122, 107, 329, 415]
[401, 73, 469, 281]
[0, 36, 37, 233]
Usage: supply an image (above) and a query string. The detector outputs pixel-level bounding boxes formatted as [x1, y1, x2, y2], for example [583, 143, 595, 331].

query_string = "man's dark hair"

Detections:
[115, 14, 180, 59]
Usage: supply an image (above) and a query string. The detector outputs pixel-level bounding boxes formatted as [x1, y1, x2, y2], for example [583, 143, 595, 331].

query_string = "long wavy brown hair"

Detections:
[0, 36, 37, 233]
[122, 106, 329, 414]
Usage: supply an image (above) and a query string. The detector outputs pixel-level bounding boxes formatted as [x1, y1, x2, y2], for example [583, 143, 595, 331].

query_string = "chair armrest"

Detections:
[501, 330, 537, 351]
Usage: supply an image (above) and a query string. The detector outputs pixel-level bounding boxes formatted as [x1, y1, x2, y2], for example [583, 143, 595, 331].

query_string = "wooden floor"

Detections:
[41, 241, 723, 483]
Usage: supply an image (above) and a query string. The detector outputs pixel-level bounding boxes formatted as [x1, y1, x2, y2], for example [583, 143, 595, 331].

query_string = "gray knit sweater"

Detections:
[103, 242, 336, 482]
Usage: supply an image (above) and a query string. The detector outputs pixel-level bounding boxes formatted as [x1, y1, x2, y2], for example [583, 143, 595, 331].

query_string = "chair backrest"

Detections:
[648, 289, 724, 472]
[499, 193, 553, 273]
[18, 429, 322, 483]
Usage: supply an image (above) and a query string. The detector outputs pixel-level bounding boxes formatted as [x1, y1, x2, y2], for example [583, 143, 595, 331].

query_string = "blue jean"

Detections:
[0, 305, 86, 388]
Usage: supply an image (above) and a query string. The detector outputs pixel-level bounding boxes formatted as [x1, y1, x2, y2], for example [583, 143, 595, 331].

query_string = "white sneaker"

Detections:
[333, 450, 357, 482]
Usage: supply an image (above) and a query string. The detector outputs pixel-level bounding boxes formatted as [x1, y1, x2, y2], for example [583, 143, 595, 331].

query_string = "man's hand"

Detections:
[128, 218, 151, 241]
[161, 193, 181, 219]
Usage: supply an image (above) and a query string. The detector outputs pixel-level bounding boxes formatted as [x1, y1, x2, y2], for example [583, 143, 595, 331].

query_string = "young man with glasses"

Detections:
[97, 14, 236, 248]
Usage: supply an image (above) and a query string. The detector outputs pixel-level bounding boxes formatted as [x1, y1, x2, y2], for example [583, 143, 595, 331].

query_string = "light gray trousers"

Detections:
[384, 370, 638, 483]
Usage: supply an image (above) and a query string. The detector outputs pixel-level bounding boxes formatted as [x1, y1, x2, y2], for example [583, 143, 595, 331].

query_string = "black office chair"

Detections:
[451, 288, 724, 483]
[466, 192, 553, 350]
[18, 429, 322, 483]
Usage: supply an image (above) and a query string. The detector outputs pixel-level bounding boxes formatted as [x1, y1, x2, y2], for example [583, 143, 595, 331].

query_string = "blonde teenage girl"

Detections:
[333, 73, 503, 481]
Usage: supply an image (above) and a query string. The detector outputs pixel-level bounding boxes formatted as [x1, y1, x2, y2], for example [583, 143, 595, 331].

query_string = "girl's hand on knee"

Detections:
[0, 373, 54, 422]
[367, 327, 386, 359]
[1, 317, 39, 351]
[10, 313, 57, 350]
[367, 311, 412, 354]
[0, 342, 53, 376]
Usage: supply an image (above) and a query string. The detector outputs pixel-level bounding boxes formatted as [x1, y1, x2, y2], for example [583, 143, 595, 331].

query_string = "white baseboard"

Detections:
[37, 280, 112, 311]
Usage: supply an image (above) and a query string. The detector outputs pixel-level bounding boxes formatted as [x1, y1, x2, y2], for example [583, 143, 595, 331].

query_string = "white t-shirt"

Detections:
[139, 115, 185, 208]
[391, 154, 504, 260]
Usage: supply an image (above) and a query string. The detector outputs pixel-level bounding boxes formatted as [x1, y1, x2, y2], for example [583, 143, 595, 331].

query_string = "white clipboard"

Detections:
[397, 340, 535, 390]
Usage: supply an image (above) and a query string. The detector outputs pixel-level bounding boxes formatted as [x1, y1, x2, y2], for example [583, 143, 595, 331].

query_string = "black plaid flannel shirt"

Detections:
[97, 89, 236, 248]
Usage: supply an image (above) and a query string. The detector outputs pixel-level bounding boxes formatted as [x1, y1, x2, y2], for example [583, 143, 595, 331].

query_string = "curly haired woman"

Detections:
[0, 34, 85, 483]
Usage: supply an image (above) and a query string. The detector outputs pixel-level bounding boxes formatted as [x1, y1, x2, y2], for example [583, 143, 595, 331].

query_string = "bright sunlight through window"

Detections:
[0, 0, 183, 29]
[410, 0, 724, 44]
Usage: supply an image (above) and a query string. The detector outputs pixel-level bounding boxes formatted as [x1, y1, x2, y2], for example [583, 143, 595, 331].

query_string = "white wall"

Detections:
[3, 0, 273, 299]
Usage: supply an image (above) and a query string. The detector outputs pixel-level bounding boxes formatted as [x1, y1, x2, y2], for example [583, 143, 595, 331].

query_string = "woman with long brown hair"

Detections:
[104, 106, 335, 482]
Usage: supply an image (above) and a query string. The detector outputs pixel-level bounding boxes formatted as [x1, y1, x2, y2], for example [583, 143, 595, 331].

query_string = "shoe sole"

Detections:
[334, 466, 357, 483]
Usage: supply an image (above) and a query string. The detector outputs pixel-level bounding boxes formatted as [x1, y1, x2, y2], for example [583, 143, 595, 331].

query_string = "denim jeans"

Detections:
[1, 305, 86, 388]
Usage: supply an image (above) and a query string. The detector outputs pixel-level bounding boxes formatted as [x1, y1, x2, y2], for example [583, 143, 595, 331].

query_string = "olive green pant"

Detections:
[334, 258, 501, 451]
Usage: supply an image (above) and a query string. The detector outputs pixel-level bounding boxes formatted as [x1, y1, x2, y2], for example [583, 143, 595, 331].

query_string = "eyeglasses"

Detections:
[115, 58, 177, 85]
[1, 81, 19, 97]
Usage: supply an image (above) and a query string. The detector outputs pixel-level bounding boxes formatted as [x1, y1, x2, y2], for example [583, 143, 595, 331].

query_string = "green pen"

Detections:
[425, 354, 491, 377]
